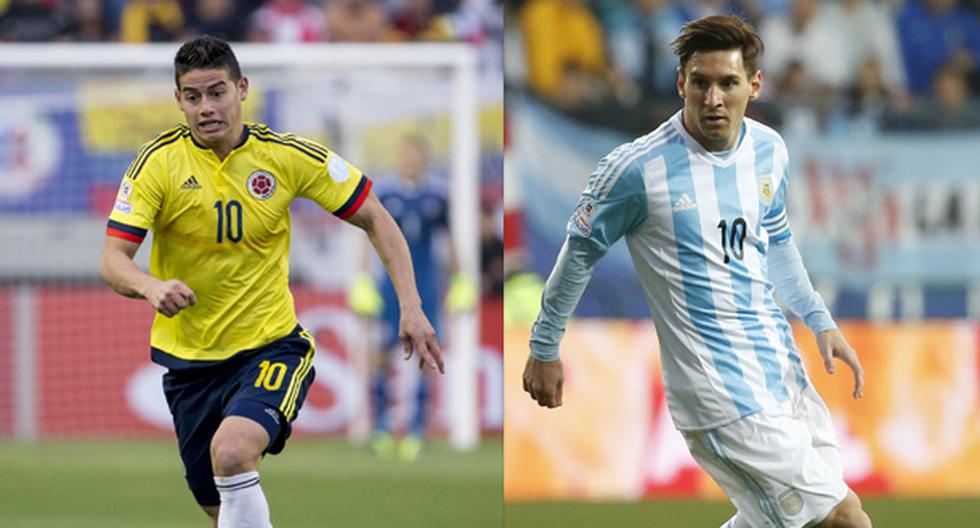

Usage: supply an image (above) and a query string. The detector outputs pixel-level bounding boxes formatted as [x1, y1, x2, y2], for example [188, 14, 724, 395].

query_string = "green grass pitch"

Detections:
[505, 496, 980, 527]
[0, 437, 502, 528]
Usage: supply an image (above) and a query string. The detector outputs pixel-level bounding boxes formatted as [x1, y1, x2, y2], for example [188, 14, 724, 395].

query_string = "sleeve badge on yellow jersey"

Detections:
[114, 199, 132, 214]
[327, 154, 351, 183]
[247, 170, 277, 200]
[119, 180, 133, 199]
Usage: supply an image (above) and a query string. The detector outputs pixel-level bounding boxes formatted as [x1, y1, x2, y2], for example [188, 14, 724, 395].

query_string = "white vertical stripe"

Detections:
[690, 155, 775, 411]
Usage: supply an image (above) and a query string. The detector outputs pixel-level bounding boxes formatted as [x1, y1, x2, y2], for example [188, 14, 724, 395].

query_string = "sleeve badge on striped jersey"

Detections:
[119, 180, 133, 199]
[759, 175, 773, 205]
[571, 196, 596, 237]
[247, 170, 277, 200]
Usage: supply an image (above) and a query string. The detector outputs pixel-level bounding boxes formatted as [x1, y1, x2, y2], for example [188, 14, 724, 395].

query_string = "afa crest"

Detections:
[778, 488, 804, 515]
[247, 170, 276, 200]
[760, 176, 773, 205]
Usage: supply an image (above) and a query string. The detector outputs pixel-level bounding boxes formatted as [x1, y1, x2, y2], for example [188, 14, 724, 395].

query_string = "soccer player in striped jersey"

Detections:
[99, 36, 443, 527]
[523, 15, 872, 528]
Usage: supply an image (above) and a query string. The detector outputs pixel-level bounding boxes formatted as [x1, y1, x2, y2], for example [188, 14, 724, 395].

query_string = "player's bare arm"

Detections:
[99, 236, 196, 318]
[816, 328, 865, 399]
[522, 356, 564, 408]
[345, 191, 445, 373]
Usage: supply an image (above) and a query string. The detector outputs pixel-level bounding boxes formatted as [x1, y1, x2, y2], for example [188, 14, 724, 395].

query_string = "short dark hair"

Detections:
[173, 35, 242, 87]
[671, 15, 764, 76]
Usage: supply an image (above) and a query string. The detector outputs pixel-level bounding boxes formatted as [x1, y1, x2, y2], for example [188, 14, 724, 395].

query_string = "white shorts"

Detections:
[683, 386, 848, 528]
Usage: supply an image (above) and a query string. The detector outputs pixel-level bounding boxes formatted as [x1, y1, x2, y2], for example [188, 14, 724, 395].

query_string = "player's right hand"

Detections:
[145, 279, 197, 318]
[523, 356, 564, 408]
[399, 305, 445, 374]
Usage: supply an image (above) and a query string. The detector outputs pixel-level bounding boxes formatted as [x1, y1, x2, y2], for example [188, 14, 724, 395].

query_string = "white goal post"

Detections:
[0, 43, 481, 450]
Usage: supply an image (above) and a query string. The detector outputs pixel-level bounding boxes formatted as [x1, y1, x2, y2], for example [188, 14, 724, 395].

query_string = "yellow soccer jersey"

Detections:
[106, 123, 372, 368]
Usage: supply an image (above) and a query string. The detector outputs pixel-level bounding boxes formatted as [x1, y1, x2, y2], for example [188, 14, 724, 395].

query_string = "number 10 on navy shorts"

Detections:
[162, 325, 316, 506]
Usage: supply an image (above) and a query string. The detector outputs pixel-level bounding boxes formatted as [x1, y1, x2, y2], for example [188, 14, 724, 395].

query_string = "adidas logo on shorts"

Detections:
[264, 407, 281, 426]
[180, 175, 202, 190]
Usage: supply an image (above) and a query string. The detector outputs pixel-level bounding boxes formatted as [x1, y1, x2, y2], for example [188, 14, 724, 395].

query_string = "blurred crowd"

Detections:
[0, 0, 502, 66]
[505, 0, 980, 136]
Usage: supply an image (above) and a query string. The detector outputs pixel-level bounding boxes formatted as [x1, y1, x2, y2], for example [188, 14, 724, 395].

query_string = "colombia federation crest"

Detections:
[247, 170, 276, 200]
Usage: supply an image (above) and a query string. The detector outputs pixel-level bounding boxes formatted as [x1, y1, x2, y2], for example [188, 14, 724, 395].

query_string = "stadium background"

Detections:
[503, 0, 980, 526]
[0, 0, 504, 526]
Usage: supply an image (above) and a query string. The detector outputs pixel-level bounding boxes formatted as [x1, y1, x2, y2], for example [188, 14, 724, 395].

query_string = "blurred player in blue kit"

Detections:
[349, 134, 475, 461]
[523, 15, 873, 528]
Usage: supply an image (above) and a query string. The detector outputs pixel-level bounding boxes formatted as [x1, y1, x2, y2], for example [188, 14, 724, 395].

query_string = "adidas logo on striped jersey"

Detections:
[180, 175, 202, 190]
[673, 193, 696, 212]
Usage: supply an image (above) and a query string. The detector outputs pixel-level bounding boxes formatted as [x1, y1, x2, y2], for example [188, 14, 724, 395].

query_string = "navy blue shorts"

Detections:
[162, 325, 316, 506]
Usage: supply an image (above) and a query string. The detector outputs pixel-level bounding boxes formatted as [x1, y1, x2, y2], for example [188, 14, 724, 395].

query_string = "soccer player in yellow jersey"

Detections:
[98, 36, 443, 527]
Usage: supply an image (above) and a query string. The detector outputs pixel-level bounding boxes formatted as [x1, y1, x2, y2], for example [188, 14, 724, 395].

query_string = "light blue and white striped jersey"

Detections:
[531, 111, 825, 431]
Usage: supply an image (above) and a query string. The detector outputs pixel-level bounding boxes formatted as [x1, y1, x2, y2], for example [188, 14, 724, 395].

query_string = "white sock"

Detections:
[214, 471, 272, 528]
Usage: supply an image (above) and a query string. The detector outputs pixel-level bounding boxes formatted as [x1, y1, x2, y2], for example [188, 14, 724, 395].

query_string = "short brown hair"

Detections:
[671, 15, 764, 76]
[174, 35, 242, 88]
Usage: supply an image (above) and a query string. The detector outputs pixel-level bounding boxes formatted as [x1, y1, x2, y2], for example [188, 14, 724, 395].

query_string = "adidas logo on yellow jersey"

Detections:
[180, 175, 202, 190]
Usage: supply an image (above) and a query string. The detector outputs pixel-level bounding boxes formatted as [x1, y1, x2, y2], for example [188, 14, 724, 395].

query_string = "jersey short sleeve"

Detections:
[761, 139, 792, 244]
[106, 143, 167, 243]
[567, 157, 648, 254]
[294, 142, 373, 219]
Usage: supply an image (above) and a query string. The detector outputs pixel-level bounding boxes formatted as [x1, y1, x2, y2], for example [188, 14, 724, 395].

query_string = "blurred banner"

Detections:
[504, 320, 980, 499]
[0, 287, 503, 437]
[511, 97, 980, 317]
[0, 69, 503, 215]
[0, 61, 503, 286]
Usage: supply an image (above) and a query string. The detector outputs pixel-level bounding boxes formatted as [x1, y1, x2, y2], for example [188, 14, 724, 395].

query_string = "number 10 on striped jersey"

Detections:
[718, 217, 747, 264]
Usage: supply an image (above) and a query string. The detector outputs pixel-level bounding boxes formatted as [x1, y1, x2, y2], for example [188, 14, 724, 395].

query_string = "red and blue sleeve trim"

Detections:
[334, 175, 373, 220]
[106, 219, 148, 243]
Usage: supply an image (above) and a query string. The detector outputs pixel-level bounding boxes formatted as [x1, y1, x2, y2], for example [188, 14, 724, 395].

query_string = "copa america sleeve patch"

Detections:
[570, 196, 596, 237]
[327, 154, 351, 183]
[119, 180, 133, 199]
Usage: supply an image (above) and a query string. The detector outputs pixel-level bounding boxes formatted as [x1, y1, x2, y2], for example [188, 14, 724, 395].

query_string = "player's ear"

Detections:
[748, 69, 763, 101]
[174, 87, 181, 105]
[676, 65, 686, 99]
[239, 76, 249, 101]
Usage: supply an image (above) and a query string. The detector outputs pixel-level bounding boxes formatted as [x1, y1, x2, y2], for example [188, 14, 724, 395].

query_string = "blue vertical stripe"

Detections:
[665, 146, 759, 417]
[764, 295, 809, 390]
[713, 163, 790, 404]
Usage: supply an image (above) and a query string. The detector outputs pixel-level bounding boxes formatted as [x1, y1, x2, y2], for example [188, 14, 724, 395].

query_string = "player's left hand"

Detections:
[816, 328, 864, 399]
[399, 305, 444, 374]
